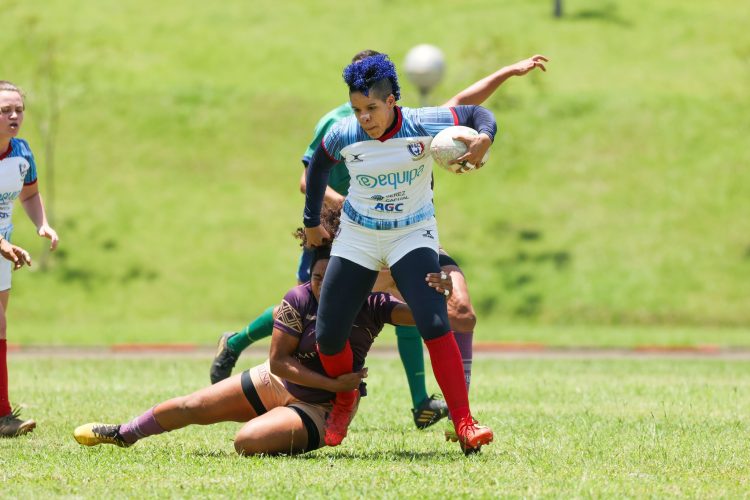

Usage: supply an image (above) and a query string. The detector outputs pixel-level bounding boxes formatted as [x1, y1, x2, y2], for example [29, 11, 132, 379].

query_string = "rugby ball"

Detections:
[430, 126, 489, 174]
[403, 44, 445, 93]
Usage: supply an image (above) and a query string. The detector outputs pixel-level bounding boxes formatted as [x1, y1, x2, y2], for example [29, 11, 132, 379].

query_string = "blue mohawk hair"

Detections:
[343, 53, 401, 101]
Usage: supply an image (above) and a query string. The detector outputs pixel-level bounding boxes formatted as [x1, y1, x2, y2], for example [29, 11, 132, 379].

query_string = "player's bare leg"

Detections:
[234, 406, 310, 455]
[74, 374, 256, 447]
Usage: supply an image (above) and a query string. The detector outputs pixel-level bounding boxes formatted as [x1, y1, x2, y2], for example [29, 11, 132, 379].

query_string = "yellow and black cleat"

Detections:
[74, 423, 131, 448]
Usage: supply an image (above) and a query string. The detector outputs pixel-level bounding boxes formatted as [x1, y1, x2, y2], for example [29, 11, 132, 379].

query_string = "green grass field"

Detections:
[3, 3, 749, 497]
[3, 355, 749, 497]
[0, 0, 748, 345]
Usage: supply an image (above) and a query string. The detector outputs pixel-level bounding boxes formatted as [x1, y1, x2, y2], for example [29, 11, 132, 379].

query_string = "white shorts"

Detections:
[0, 258, 10, 291]
[331, 214, 440, 271]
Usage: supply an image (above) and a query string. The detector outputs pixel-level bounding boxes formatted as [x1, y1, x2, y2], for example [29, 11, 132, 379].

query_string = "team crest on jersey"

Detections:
[407, 141, 426, 160]
[18, 162, 28, 179]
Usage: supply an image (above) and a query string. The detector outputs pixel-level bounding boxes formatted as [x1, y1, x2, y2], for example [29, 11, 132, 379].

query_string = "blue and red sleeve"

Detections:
[302, 144, 339, 228]
[451, 105, 497, 142]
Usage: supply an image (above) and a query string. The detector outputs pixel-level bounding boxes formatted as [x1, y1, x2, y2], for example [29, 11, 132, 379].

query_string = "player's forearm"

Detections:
[303, 147, 335, 227]
[454, 105, 498, 142]
[445, 67, 515, 107]
[21, 192, 48, 230]
[269, 355, 338, 392]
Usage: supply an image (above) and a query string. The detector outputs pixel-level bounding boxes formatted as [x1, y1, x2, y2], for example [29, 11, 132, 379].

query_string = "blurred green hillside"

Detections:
[2, 0, 749, 344]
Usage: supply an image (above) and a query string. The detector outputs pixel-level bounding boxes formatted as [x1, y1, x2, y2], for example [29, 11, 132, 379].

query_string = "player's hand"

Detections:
[37, 224, 59, 251]
[425, 270, 453, 297]
[451, 133, 492, 171]
[509, 55, 548, 76]
[331, 368, 368, 392]
[0, 240, 32, 270]
[305, 225, 331, 247]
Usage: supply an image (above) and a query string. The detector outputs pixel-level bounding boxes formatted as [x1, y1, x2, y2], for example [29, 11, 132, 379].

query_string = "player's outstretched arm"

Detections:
[269, 329, 365, 392]
[442, 54, 549, 107]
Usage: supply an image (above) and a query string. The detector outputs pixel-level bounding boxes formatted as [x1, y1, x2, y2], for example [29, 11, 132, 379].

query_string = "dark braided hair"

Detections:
[294, 205, 341, 249]
[294, 206, 340, 276]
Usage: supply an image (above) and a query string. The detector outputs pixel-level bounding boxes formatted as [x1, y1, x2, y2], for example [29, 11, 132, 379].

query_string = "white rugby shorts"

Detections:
[331, 213, 440, 270]
[0, 258, 10, 291]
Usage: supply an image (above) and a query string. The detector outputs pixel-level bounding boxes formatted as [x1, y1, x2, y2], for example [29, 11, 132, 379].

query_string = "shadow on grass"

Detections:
[188, 448, 471, 461]
[296, 449, 480, 461]
[189, 449, 237, 459]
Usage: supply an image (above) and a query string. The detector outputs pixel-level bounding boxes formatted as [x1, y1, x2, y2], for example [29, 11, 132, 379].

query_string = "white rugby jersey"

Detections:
[0, 138, 37, 234]
[322, 106, 457, 230]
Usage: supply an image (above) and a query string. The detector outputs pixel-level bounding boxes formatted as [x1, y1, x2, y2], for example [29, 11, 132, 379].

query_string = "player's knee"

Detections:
[315, 332, 346, 355]
[178, 395, 211, 423]
[450, 302, 477, 332]
[234, 426, 271, 456]
[234, 436, 259, 456]
[418, 317, 452, 340]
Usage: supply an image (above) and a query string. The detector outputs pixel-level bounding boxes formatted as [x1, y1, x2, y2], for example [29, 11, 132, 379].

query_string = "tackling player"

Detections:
[73, 210, 453, 455]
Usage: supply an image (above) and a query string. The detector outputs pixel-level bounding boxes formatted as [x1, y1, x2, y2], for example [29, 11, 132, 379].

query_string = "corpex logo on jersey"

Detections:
[407, 142, 426, 160]
[356, 165, 425, 189]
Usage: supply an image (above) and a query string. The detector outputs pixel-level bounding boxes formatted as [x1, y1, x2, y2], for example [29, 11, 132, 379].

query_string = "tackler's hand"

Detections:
[332, 368, 368, 392]
[425, 270, 453, 298]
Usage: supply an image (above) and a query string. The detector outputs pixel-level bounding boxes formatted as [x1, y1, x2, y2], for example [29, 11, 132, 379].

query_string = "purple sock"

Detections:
[119, 407, 166, 444]
[454, 331, 474, 393]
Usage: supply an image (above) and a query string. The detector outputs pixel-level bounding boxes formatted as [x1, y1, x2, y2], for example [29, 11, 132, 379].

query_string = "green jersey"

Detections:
[301, 102, 353, 196]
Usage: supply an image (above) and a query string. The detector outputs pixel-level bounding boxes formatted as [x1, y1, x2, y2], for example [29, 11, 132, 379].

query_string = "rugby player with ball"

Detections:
[210, 52, 547, 437]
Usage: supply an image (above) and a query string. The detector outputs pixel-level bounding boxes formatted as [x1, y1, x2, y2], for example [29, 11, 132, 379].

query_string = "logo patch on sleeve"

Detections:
[277, 299, 303, 334]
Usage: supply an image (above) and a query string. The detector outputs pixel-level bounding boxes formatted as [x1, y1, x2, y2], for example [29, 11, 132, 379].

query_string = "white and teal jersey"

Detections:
[322, 106, 457, 230]
[0, 138, 37, 236]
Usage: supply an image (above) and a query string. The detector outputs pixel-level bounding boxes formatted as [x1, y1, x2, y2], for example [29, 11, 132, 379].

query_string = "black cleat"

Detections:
[412, 394, 449, 429]
[0, 407, 36, 437]
[210, 332, 240, 384]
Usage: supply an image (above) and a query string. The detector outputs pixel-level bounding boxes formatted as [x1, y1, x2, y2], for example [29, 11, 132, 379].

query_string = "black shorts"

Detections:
[438, 248, 460, 269]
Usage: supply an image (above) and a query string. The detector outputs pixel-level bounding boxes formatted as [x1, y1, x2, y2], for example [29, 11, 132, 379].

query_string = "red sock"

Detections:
[317, 341, 353, 378]
[0, 339, 10, 416]
[317, 341, 357, 406]
[424, 332, 470, 423]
